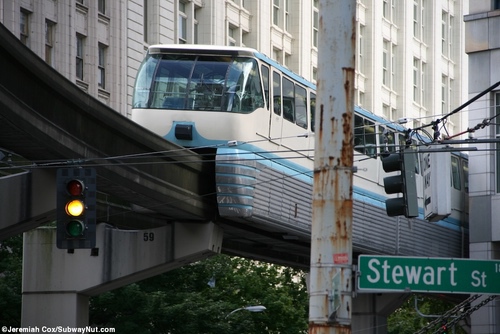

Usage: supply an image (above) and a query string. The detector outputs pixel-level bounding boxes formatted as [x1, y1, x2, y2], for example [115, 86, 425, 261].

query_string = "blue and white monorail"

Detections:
[132, 44, 468, 258]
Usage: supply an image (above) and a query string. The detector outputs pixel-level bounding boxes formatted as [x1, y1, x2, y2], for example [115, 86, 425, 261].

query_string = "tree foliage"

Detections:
[0, 234, 23, 327]
[388, 295, 468, 333]
[90, 254, 309, 334]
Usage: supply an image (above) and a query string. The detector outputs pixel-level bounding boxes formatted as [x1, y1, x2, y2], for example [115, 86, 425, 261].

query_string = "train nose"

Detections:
[174, 123, 193, 140]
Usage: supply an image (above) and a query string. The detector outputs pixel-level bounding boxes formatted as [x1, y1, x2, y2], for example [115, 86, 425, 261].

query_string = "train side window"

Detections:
[273, 71, 282, 115]
[451, 156, 461, 190]
[354, 115, 364, 153]
[462, 159, 469, 193]
[379, 125, 395, 155]
[283, 77, 295, 122]
[354, 115, 376, 158]
[295, 85, 307, 129]
[310, 92, 316, 132]
[261, 65, 270, 110]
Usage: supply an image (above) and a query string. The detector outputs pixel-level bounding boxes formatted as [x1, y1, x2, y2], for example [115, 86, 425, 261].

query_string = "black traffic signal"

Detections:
[381, 147, 418, 218]
[56, 167, 97, 249]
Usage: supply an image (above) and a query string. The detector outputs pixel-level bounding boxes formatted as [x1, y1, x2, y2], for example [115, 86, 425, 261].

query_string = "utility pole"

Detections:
[309, 1, 356, 333]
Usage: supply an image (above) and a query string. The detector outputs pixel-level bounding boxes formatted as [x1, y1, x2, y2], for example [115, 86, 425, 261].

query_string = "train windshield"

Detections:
[133, 53, 264, 113]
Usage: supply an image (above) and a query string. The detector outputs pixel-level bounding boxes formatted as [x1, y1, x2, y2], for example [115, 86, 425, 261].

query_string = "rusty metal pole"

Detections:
[309, 0, 356, 334]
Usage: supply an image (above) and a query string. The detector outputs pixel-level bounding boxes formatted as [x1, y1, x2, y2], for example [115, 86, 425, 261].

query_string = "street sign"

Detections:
[358, 255, 500, 294]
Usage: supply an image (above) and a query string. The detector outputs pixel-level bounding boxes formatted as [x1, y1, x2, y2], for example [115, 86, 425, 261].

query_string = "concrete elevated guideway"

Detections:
[0, 22, 310, 267]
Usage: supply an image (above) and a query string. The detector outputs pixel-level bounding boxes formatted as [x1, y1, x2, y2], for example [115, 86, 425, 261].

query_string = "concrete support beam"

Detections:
[0, 169, 56, 239]
[22, 222, 223, 326]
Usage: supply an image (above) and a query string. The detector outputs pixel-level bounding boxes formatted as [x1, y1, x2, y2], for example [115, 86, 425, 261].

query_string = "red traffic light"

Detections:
[67, 179, 84, 196]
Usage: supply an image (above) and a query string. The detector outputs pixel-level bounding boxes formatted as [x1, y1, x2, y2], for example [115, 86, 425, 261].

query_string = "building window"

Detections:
[98, 0, 105, 15]
[284, 0, 290, 32]
[412, 58, 426, 107]
[358, 25, 365, 74]
[313, 2, 319, 48]
[273, 48, 282, 64]
[383, 0, 396, 22]
[383, 104, 390, 119]
[392, 49, 396, 88]
[383, 0, 389, 19]
[413, 0, 424, 41]
[76, 34, 84, 80]
[421, 62, 426, 107]
[441, 11, 447, 57]
[442, 75, 448, 114]
[20, 10, 30, 46]
[178, 1, 187, 44]
[45, 20, 55, 66]
[382, 40, 395, 89]
[228, 26, 236, 46]
[273, 0, 280, 26]
[358, 91, 364, 107]
[441, 11, 453, 58]
[413, 58, 419, 103]
[194, 6, 199, 44]
[98, 44, 106, 89]
[383, 40, 389, 86]
[495, 0, 500, 10]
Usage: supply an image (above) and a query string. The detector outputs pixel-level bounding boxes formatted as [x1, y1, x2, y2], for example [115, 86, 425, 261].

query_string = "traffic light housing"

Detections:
[56, 167, 97, 249]
[381, 148, 418, 218]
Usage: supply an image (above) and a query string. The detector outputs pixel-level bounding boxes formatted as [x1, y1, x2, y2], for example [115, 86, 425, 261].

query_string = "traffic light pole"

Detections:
[309, 1, 356, 333]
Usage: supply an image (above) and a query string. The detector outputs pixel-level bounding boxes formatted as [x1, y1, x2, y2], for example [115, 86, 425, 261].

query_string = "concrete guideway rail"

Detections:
[0, 24, 215, 238]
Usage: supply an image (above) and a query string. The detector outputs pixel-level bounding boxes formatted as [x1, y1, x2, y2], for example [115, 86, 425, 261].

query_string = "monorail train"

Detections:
[131, 44, 469, 258]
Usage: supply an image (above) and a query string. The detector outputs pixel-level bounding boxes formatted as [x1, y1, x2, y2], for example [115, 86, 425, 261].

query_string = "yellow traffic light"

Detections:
[65, 199, 85, 217]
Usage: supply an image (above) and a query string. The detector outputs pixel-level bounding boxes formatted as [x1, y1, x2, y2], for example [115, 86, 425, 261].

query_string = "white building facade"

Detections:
[465, 1, 500, 333]
[0, 0, 468, 136]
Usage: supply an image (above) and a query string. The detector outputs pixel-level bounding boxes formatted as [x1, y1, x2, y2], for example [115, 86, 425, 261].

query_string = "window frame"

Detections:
[76, 34, 84, 80]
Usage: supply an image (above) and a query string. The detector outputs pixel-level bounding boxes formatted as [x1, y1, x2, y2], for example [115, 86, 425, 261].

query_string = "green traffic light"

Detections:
[66, 220, 85, 237]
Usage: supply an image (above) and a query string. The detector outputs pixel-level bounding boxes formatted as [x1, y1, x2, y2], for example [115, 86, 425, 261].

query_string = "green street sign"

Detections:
[358, 255, 500, 294]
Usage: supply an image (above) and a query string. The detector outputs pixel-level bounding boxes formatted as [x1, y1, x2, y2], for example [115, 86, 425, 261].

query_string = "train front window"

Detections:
[132, 52, 264, 113]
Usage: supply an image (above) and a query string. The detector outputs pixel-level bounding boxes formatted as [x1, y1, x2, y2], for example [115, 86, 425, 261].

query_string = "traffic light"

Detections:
[440, 323, 448, 334]
[381, 147, 418, 218]
[56, 167, 97, 249]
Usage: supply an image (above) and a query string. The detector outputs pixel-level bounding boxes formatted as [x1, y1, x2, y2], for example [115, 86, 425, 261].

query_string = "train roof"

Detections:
[148, 44, 259, 56]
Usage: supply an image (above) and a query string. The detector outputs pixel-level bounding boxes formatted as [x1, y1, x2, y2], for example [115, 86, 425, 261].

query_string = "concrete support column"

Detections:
[22, 222, 223, 327]
[22, 294, 89, 327]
